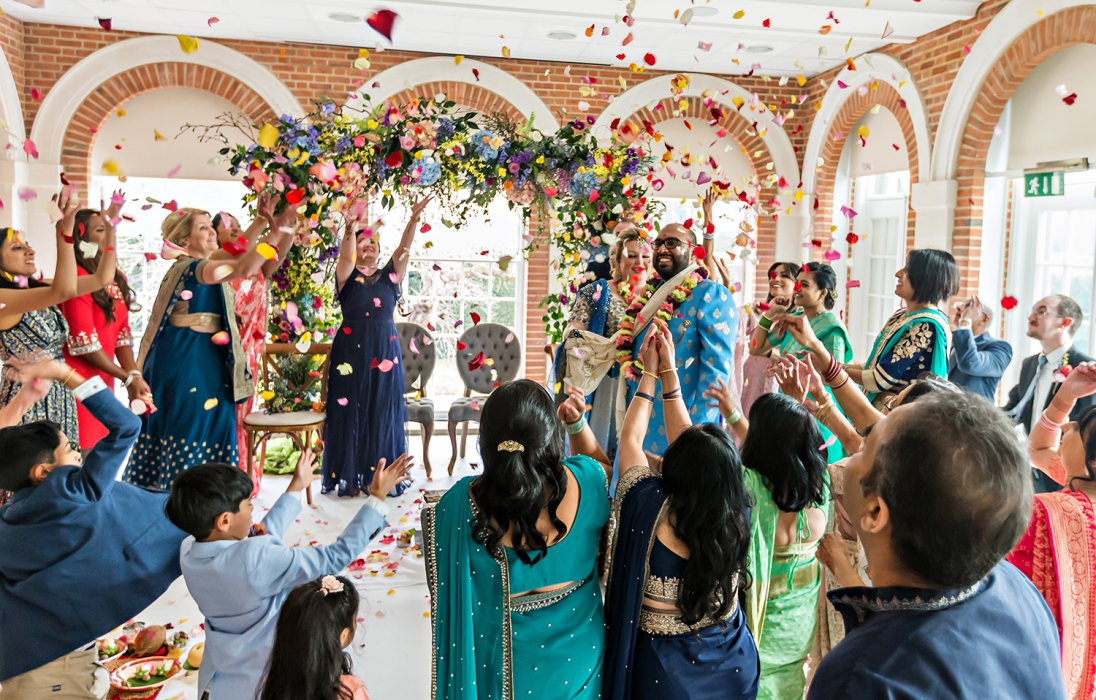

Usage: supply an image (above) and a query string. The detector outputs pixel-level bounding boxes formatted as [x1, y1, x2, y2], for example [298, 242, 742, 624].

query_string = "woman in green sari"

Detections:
[845, 249, 959, 410]
[752, 262, 851, 463]
[423, 379, 609, 700]
[739, 392, 830, 700]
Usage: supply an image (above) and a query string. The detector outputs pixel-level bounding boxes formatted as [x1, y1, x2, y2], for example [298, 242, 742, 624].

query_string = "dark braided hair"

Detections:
[72, 210, 138, 324]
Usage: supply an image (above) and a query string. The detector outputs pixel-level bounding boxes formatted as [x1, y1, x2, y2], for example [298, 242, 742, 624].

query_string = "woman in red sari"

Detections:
[212, 198, 296, 489]
[1007, 360, 1096, 700]
[60, 204, 153, 449]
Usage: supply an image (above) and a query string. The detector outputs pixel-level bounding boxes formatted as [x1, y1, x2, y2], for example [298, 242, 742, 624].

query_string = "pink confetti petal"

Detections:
[839, 205, 857, 219]
[378, 359, 394, 372]
[336, 397, 349, 406]
[130, 399, 147, 415]
[22, 138, 38, 159]
[409, 337, 419, 354]
[161, 238, 188, 260]
[373, 297, 382, 308]
[388, 272, 401, 284]
[696, 172, 712, 185]
[824, 249, 841, 261]
[819, 434, 837, 452]
[167, 164, 182, 178]
[846, 280, 861, 289]
[179, 290, 193, 300]
[207, 16, 219, 26]
[211, 331, 230, 345]
[17, 187, 36, 201]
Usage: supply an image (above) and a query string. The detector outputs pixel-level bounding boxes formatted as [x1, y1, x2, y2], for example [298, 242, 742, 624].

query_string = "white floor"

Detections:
[123, 434, 482, 700]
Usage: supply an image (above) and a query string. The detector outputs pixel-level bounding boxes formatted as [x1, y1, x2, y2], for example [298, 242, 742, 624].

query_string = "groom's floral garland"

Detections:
[615, 267, 708, 381]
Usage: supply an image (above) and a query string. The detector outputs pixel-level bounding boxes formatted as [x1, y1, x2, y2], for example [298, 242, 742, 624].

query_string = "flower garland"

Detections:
[615, 267, 708, 381]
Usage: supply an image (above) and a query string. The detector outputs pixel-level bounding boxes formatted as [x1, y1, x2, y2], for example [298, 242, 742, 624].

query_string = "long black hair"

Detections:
[470, 379, 568, 565]
[259, 575, 359, 700]
[661, 424, 752, 626]
[0, 228, 46, 289]
[73, 210, 138, 324]
[801, 262, 838, 311]
[740, 393, 828, 512]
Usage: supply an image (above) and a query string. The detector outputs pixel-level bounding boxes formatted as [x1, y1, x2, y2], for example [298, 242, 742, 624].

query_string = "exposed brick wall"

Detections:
[812, 83, 918, 255]
[61, 63, 276, 195]
[0, 13, 25, 130]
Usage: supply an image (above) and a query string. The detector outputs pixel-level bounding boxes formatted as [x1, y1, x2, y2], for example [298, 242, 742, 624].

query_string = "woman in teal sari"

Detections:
[845, 249, 959, 410]
[423, 379, 609, 700]
[752, 262, 851, 463]
[739, 392, 830, 700]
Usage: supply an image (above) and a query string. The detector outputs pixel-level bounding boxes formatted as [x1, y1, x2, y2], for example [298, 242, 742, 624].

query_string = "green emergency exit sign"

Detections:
[1024, 171, 1065, 197]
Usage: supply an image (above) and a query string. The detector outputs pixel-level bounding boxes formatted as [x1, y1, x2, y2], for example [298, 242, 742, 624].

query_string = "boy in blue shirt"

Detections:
[166, 450, 412, 700]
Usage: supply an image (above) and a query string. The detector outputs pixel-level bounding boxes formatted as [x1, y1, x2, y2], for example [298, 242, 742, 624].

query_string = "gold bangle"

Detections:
[642, 371, 659, 382]
[61, 368, 76, 388]
[634, 395, 654, 405]
[659, 368, 676, 374]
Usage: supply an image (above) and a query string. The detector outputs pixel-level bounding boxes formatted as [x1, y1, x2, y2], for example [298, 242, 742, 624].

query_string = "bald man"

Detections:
[624, 223, 737, 455]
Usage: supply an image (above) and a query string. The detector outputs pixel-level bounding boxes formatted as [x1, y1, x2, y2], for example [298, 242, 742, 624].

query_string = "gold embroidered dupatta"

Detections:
[137, 257, 253, 402]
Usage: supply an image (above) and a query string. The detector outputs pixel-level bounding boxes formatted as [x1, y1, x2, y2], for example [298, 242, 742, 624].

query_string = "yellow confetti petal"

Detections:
[501, 46, 511, 58]
[261, 390, 275, 401]
[116, 109, 126, 117]
[796, 75, 806, 86]
[423, 611, 431, 617]
[154, 130, 166, 141]
[176, 35, 200, 54]
[257, 123, 279, 149]
[255, 242, 278, 260]
[454, 55, 464, 65]
[336, 362, 353, 375]
[203, 398, 218, 410]
[845, 37, 854, 52]
[856, 125, 870, 138]
[101, 159, 120, 176]
[733, 9, 745, 19]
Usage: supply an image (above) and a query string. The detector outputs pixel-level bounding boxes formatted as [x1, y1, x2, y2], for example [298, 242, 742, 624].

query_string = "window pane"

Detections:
[491, 301, 516, 327]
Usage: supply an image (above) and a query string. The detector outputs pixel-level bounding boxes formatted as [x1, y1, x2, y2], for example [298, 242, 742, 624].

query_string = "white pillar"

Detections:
[910, 179, 957, 250]
[21, 160, 64, 277]
[776, 207, 811, 264]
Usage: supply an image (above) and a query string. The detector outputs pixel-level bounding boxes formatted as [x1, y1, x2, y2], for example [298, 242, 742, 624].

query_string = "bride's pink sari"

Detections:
[1008, 483, 1096, 700]
[231, 272, 268, 494]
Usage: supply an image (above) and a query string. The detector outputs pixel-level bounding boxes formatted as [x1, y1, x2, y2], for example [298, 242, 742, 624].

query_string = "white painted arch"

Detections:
[594, 73, 799, 183]
[347, 57, 561, 133]
[30, 36, 304, 165]
[931, 0, 1096, 181]
[0, 44, 25, 157]
[800, 53, 931, 195]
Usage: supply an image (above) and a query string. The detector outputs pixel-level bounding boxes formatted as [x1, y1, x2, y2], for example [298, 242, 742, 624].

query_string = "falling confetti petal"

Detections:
[207, 16, 219, 26]
[98, 18, 112, 31]
[846, 280, 861, 289]
[733, 10, 745, 19]
[839, 205, 857, 219]
[366, 9, 398, 41]
[211, 331, 230, 345]
[1001, 295, 1019, 310]
[167, 164, 182, 178]
[130, 399, 147, 415]
[643, 52, 657, 66]
[378, 359, 395, 372]
[762, 18, 771, 27]
[203, 398, 218, 410]
[30, 87, 43, 101]
[1062, 93, 1078, 106]
[22, 138, 38, 159]
[176, 35, 200, 54]
[337, 362, 353, 375]
[337, 398, 349, 406]
[256, 242, 278, 260]
[17, 188, 36, 201]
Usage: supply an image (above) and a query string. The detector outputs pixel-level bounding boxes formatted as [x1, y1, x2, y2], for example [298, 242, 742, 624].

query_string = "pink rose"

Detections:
[400, 135, 416, 151]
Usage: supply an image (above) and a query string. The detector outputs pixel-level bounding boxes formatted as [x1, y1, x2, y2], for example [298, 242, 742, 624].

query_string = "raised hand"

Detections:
[410, 194, 433, 219]
[1059, 361, 1096, 402]
[772, 312, 822, 353]
[288, 447, 317, 492]
[701, 186, 718, 223]
[703, 377, 738, 419]
[54, 187, 82, 237]
[370, 453, 415, 498]
[105, 189, 125, 220]
[713, 253, 733, 290]
[640, 328, 660, 373]
[655, 322, 676, 373]
[771, 355, 810, 404]
[557, 385, 587, 425]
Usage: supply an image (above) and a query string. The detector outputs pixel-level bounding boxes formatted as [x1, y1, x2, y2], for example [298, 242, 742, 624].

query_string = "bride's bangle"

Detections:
[565, 415, 588, 435]
[758, 316, 774, 331]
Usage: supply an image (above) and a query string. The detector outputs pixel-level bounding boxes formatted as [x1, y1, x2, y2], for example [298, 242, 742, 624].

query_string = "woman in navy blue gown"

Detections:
[323, 197, 429, 497]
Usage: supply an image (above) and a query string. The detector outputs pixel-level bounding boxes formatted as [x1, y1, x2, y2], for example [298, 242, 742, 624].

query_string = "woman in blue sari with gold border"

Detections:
[424, 379, 609, 700]
[568, 323, 759, 700]
[845, 249, 959, 410]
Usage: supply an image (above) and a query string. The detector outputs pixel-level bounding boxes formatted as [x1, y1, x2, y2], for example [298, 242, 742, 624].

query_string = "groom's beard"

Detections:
[654, 256, 689, 281]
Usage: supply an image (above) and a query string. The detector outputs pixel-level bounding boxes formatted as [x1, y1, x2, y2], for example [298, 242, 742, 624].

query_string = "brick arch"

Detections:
[624, 96, 784, 291]
[383, 80, 551, 382]
[953, 6, 1096, 297]
[61, 63, 278, 196]
[813, 83, 918, 251]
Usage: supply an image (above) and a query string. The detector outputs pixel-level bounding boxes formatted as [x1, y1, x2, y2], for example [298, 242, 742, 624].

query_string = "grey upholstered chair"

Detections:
[396, 322, 437, 477]
[447, 322, 522, 475]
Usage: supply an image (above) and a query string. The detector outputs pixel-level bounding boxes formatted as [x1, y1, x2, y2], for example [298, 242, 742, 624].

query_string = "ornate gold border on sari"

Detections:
[1038, 491, 1096, 700]
[137, 257, 253, 402]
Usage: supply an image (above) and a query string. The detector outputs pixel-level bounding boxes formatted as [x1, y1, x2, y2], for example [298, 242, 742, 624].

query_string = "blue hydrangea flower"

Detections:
[568, 170, 598, 199]
[413, 155, 442, 186]
[471, 129, 499, 161]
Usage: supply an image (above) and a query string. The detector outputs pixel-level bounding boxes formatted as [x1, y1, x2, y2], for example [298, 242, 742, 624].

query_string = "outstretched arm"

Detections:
[390, 196, 431, 279]
[557, 386, 611, 480]
[0, 189, 82, 323]
[617, 332, 661, 475]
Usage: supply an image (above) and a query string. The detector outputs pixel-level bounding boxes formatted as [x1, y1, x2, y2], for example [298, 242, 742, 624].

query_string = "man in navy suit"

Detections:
[0, 361, 185, 696]
[1003, 294, 1095, 492]
[948, 296, 1013, 401]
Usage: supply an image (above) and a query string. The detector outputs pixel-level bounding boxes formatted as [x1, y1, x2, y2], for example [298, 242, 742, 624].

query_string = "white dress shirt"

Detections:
[1032, 342, 1072, 419]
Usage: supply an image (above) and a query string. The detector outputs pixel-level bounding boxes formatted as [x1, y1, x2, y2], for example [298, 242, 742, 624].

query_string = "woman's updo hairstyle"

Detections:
[801, 262, 839, 310]
[470, 379, 568, 565]
[161, 207, 210, 246]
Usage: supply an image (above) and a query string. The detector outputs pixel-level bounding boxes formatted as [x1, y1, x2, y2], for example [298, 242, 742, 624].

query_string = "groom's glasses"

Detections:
[652, 238, 686, 251]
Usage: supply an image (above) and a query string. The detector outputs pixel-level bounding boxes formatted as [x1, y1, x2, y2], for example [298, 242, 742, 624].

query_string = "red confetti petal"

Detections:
[456, 340, 467, 351]
[385, 151, 404, 168]
[683, 218, 693, 229]
[758, 302, 771, 312]
[366, 9, 398, 41]
[693, 245, 706, 260]
[643, 52, 656, 66]
[762, 18, 771, 27]
[470, 311, 481, 326]
[98, 17, 112, 31]
[615, 53, 626, 60]
[1063, 93, 1078, 106]
[285, 189, 305, 205]
[472, 68, 480, 82]
[30, 87, 43, 101]
[1001, 295, 1019, 310]
[468, 351, 486, 371]
[846, 233, 859, 244]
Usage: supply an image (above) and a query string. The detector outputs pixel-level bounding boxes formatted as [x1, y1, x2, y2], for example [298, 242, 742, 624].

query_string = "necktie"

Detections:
[1007, 354, 1048, 421]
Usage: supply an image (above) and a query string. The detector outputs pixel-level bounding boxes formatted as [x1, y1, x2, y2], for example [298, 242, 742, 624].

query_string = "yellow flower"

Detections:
[536, 155, 545, 164]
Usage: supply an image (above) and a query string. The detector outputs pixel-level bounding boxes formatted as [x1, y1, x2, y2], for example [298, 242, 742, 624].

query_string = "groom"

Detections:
[625, 223, 737, 455]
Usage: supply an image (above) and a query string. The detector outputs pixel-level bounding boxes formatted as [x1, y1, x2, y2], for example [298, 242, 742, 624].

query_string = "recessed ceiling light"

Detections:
[691, 6, 719, 16]
[328, 12, 361, 23]
[548, 30, 577, 40]
[745, 45, 773, 54]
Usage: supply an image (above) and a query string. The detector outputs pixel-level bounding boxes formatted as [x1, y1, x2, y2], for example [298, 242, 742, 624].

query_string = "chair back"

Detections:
[455, 323, 522, 395]
[260, 343, 332, 409]
[396, 322, 436, 395]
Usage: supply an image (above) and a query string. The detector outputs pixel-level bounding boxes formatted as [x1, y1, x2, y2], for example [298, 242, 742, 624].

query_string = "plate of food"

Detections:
[109, 657, 183, 690]
[96, 636, 127, 664]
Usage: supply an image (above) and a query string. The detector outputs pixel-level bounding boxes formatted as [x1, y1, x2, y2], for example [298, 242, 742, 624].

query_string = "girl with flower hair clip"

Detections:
[260, 574, 372, 700]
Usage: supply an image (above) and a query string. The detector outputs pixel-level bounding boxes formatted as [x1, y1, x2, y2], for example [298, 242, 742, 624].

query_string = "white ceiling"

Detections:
[4, 0, 980, 76]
